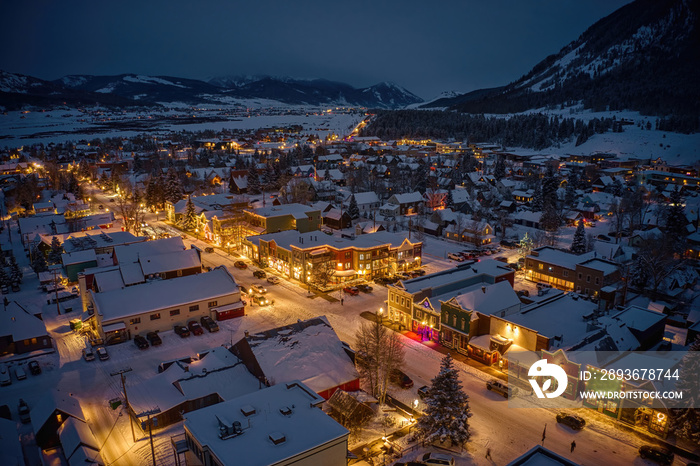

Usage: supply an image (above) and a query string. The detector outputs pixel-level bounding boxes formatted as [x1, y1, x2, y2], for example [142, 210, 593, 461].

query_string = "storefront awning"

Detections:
[103, 321, 126, 333]
[335, 269, 357, 277]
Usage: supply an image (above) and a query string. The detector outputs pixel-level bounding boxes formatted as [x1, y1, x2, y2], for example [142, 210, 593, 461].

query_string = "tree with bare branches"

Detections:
[354, 317, 405, 404]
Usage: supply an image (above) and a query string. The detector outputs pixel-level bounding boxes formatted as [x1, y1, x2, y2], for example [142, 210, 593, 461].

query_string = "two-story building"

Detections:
[243, 204, 321, 236]
[243, 231, 422, 288]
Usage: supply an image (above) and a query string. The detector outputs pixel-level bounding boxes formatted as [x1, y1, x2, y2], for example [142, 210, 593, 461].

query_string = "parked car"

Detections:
[486, 379, 517, 398]
[391, 369, 414, 388]
[82, 346, 96, 361]
[96, 346, 110, 361]
[147, 332, 162, 346]
[14, 366, 26, 381]
[417, 385, 430, 400]
[204, 247, 214, 253]
[597, 234, 612, 242]
[188, 320, 204, 336]
[253, 270, 267, 279]
[638, 445, 674, 465]
[11, 283, 20, 292]
[356, 284, 373, 293]
[174, 325, 191, 338]
[133, 335, 149, 349]
[267, 276, 281, 284]
[0, 365, 11, 386]
[18, 399, 30, 424]
[28, 360, 41, 375]
[252, 294, 273, 306]
[343, 286, 359, 296]
[251, 284, 267, 294]
[418, 452, 455, 466]
[234, 261, 247, 269]
[447, 253, 464, 261]
[239, 285, 249, 295]
[556, 412, 586, 430]
[200, 316, 220, 333]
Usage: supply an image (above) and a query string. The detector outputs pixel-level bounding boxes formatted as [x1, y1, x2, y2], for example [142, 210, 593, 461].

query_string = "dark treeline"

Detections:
[361, 110, 622, 149]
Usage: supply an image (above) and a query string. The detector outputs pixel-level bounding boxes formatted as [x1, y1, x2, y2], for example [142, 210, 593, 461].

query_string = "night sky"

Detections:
[1, 0, 633, 100]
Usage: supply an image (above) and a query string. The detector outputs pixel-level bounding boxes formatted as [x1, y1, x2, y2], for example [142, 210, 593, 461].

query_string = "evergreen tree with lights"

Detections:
[182, 196, 197, 231]
[416, 353, 472, 447]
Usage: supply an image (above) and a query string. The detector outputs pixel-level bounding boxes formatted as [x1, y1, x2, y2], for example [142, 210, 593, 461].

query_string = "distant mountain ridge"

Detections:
[426, 0, 700, 117]
[0, 71, 423, 110]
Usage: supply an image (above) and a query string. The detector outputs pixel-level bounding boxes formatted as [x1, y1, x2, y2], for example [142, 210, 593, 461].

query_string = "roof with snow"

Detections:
[31, 390, 85, 435]
[139, 248, 201, 276]
[389, 191, 423, 204]
[113, 236, 185, 264]
[92, 266, 238, 323]
[445, 281, 520, 316]
[345, 192, 379, 205]
[183, 381, 348, 466]
[61, 249, 97, 266]
[247, 230, 418, 252]
[0, 418, 23, 465]
[397, 260, 511, 295]
[508, 293, 600, 350]
[241, 316, 358, 393]
[0, 302, 48, 342]
[612, 306, 666, 332]
[247, 203, 319, 219]
[505, 445, 580, 466]
[57, 417, 99, 461]
[128, 347, 260, 415]
[528, 246, 595, 269]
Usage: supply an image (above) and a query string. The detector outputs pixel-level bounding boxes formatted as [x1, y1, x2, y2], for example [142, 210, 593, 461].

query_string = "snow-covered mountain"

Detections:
[0, 70, 423, 110]
[427, 0, 700, 118]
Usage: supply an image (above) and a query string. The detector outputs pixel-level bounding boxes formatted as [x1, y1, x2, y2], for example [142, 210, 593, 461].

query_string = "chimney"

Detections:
[481, 286, 486, 294]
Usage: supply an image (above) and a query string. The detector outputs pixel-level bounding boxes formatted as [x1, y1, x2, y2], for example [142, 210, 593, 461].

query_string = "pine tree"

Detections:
[347, 194, 360, 220]
[446, 189, 455, 209]
[323, 168, 332, 181]
[247, 165, 261, 194]
[670, 337, 700, 445]
[0, 267, 9, 287]
[182, 196, 197, 231]
[416, 353, 472, 447]
[48, 237, 63, 265]
[493, 155, 505, 180]
[665, 186, 686, 253]
[570, 219, 586, 254]
[164, 168, 184, 203]
[9, 256, 22, 284]
[32, 247, 48, 273]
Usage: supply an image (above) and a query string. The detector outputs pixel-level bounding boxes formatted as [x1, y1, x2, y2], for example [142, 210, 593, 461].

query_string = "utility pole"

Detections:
[136, 408, 161, 466]
[110, 368, 135, 443]
[52, 270, 61, 315]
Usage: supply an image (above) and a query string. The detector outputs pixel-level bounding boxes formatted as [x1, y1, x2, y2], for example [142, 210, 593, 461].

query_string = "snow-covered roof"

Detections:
[528, 246, 595, 269]
[184, 381, 348, 466]
[249, 230, 417, 252]
[0, 302, 48, 342]
[0, 417, 23, 465]
[447, 281, 520, 316]
[128, 347, 260, 414]
[612, 306, 666, 332]
[114, 236, 185, 264]
[249, 203, 318, 218]
[390, 191, 423, 204]
[31, 390, 85, 435]
[92, 266, 238, 323]
[243, 316, 358, 393]
[345, 192, 379, 205]
[61, 249, 97, 266]
[509, 293, 600, 350]
[57, 417, 99, 460]
[577, 258, 619, 276]
[139, 248, 200, 276]
[119, 262, 144, 286]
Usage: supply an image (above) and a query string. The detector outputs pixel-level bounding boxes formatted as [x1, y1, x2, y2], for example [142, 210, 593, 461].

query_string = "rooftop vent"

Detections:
[240, 405, 256, 417]
[269, 431, 286, 445]
[216, 416, 242, 440]
[279, 406, 292, 416]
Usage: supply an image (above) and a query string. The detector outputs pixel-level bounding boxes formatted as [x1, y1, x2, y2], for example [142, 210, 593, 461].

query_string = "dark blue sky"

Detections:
[1, 0, 633, 100]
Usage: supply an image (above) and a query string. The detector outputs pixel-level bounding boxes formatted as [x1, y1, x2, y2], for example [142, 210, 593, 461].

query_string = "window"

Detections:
[345, 262, 351, 269]
[461, 318, 465, 331]
[170, 309, 180, 316]
[452, 315, 457, 326]
[595, 277, 600, 285]
[401, 298, 405, 306]
[177, 270, 183, 277]
[578, 273, 583, 280]
[150, 313, 161, 320]
[416, 310, 422, 320]
[129, 317, 141, 325]
[562, 270, 568, 278]
[538, 263, 543, 270]
[31, 338, 37, 344]
[360, 254, 364, 260]
[586, 275, 591, 283]
[189, 305, 199, 312]
[208, 301, 218, 308]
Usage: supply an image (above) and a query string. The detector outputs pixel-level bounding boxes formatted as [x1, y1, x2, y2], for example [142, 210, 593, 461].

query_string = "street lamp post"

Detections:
[378, 307, 383, 324]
